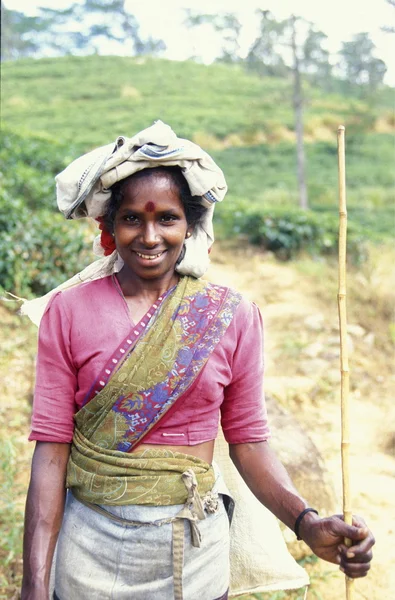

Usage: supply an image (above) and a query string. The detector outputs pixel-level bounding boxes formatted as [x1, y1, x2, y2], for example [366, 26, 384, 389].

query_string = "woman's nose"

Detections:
[141, 222, 159, 246]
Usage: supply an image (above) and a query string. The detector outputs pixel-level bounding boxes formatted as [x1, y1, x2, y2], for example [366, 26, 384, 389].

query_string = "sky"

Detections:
[6, 0, 395, 84]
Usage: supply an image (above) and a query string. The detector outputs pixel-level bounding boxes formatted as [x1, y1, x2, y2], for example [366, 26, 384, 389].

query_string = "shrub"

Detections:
[0, 129, 94, 297]
[0, 129, 79, 211]
[215, 200, 367, 262]
[0, 189, 92, 297]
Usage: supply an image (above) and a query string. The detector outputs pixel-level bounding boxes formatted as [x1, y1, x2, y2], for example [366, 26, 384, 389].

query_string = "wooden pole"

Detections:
[337, 125, 354, 600]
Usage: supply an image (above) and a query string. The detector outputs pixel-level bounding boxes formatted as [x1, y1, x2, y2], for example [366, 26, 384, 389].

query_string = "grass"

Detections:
[0, 304, 36, 598]
[295, 243, 395, 351]
[0, 438, 25, 597]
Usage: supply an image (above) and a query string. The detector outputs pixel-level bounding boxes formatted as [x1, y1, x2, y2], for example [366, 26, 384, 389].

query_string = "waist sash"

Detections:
[67, 276, 241, 506]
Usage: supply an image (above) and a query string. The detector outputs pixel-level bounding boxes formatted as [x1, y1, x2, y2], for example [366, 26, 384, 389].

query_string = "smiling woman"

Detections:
[102, 168, 199, 318]
[105, 169, 197, 286]
[21, 121, 375, 600]
[114, 174, 191, 280]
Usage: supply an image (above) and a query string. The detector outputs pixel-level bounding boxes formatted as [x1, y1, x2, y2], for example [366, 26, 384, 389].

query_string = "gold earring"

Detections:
[186, 232, 191, 238]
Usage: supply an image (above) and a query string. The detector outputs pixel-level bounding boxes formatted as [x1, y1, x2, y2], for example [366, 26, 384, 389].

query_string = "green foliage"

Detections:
[338, 33, 387, 89]
[246, 10, 332, 85]
[0, 131, 93, 297]
[1, 56, 294, 148]
[1, 3, 44, 61]
[0, 55, 393, 293]
[212, 133, 394, 247]
[2, 0, 166, 60]
[184, 10, 243, 64]
[3, 55, 391, 150]
[0, 189, 92, 297]
[0, 129, 78, 210]
[212, 133, 395, 197]
[215, 200, 367, 262]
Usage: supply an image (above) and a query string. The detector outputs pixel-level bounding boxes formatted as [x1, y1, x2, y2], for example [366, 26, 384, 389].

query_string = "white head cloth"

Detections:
[20, 121, 227, 325]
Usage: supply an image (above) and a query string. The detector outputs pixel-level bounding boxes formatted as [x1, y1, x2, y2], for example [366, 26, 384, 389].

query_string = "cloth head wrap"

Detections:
[20, 121, 227, 325]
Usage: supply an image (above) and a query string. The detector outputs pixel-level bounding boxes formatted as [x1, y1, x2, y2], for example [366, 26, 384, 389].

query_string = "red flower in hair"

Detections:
[96, 217, 116, 256]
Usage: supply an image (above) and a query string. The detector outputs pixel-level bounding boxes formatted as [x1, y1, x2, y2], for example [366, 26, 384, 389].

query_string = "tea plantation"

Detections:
[1, 55, 394, 295]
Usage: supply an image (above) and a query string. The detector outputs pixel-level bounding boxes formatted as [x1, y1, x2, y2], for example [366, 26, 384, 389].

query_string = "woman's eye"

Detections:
[161, 214, 177, 223]
[124, 215, 139, 223]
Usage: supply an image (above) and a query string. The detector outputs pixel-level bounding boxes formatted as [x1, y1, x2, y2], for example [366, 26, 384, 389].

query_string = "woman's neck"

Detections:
[115, 269, 179, 301]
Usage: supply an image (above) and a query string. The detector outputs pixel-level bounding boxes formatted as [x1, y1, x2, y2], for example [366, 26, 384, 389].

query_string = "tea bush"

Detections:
[0, 132, 93, 297]
[0, 129, 78, 211]
[0, 190, 92, 297]
[215, 200, 367, 262]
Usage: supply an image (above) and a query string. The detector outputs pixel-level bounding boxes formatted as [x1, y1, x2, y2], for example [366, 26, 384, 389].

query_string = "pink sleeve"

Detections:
[220, 300, 271, 444]
[29, 292, 77, 443]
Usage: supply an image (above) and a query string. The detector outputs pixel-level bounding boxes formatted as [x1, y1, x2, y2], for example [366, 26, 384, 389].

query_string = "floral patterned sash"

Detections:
[67, 276, 242, 505]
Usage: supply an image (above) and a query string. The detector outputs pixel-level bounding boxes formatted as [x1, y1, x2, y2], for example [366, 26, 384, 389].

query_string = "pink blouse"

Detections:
[29, 276, 270, 446]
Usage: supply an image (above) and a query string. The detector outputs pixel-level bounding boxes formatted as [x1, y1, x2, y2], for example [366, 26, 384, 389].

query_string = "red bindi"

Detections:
[144, 201, 155, 212]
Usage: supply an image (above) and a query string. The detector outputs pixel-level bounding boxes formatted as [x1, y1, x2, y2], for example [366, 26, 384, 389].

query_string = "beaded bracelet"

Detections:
[294, 508, 319, 540]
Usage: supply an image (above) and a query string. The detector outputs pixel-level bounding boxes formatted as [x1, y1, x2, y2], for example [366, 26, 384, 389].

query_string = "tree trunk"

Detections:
[291, 16, 308, 210]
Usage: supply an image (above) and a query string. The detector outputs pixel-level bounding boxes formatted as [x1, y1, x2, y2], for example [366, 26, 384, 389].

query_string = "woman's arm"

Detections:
[22, 442, 71, 600]
[230, 440, 375, 579]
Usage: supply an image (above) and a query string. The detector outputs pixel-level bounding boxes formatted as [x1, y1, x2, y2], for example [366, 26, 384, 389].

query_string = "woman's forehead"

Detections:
[119, 174, 183, 210]
[123, 170, 178, 194]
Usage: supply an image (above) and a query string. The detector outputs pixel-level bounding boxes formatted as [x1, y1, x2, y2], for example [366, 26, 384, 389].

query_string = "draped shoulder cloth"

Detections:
[67, 275, 242, 506]
[21, 121, 227, 325]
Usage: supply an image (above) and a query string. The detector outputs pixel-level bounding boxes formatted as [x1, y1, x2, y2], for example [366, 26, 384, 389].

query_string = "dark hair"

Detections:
[103, 166, 208, 232]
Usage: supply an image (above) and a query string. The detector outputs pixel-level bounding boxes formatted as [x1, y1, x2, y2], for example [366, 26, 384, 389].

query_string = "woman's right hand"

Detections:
[21, 441, 71, 600]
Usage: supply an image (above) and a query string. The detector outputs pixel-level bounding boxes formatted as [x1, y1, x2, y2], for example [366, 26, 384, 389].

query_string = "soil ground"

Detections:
[207, 243, 395, 600]
[1, 242, 394, 599]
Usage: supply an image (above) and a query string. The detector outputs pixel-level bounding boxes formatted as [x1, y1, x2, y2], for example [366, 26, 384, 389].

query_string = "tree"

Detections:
[185, 9, 333, 209]
[0, 2, 46, 60]
[247, 11, 332, 85]
[247, 12, 333, 209]
[337, 33, 387, 91]
[289, 15, 308, 210]
[184, 10, 242, 64]
[245, 10, 287, 78]
[1, 0, 165, 60]
[301, 27, 332, 85]
[382, 0, 395, 34]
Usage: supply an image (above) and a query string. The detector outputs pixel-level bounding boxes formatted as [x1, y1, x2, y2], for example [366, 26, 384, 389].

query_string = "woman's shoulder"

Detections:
[57, 275, 114, 303]
[204, 279, 262, 322]
[43, 276, 115, 320]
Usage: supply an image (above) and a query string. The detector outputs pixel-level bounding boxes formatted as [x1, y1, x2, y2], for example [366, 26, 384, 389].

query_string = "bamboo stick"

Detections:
[337, 125, 354, 600]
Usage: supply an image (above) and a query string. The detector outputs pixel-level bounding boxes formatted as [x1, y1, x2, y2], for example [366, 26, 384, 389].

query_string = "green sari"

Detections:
[67, 275, 241, 506]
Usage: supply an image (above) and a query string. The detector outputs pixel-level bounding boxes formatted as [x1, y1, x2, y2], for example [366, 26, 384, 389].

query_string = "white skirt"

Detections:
[54, 483, 230, 600]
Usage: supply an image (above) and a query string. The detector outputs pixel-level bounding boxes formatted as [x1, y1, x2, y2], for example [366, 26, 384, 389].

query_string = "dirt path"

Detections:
[208, 244, 395, 600]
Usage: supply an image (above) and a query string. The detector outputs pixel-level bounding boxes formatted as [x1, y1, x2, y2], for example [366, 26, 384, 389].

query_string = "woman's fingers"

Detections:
[338, 537, 375, 560]
[325, 514, 374, 578]
[339, 545, 373, 563]
[337, 515, 374, 579]
[331, 514, 375, 549]
[340, 559, 372, 579]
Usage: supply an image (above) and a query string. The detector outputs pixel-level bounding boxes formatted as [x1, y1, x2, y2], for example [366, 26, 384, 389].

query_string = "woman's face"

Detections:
[113, 173, 193, 283]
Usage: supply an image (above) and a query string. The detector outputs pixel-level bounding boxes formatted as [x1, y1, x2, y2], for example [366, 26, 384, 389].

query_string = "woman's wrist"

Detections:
[297, 509, 321, 542]
[21, 578, 48, 600]
[294, 508, 319, 540]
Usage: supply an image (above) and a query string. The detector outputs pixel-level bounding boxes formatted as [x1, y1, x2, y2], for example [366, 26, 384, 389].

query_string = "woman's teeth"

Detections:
[136, 251, 164, 260]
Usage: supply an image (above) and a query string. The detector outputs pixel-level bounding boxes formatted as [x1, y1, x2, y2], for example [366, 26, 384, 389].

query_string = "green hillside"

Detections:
[1, 55, 394, 295]
[2, 55, 394, 148]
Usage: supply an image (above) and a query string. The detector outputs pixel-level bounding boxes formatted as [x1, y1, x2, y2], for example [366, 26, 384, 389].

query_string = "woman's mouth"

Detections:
[135, 251, 165, 261]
